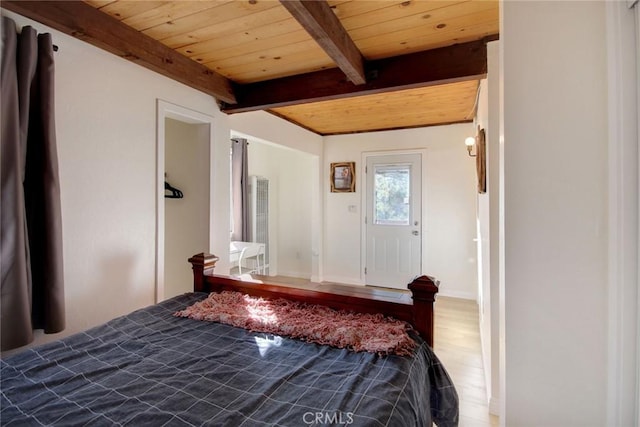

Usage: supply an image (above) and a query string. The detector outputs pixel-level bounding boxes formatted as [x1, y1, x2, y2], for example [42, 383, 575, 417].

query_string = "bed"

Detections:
[1, 252, 458, 426]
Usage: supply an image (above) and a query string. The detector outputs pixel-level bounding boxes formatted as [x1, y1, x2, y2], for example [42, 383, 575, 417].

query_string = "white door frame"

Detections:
[156, 99, 215, 303]
[605, 1, 639, 425]
[360, 149, 427, 285]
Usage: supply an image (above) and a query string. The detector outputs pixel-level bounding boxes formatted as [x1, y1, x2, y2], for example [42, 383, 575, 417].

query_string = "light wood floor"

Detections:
[434, 296, 499, 427]
[248, 274, 499, 427]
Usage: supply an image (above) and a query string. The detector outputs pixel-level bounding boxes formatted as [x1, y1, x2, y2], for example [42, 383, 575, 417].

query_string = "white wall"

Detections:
[324, 125, 478, 298]
[1, 10, 231, 351]
[476, 77, 492, 406]
[502, 1, 608, 425]
[164, 119, 210, 299]
[229, 111, 323, 157]
[476, 41, 501, 415]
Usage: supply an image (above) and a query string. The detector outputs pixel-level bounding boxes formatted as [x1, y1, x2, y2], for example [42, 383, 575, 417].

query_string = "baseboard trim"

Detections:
[321, 275, 364, 286]
[275, 270, 311, 279]
[438, 289, 477, 300]
[479, 323, 493, 409]
[489, 397, 500, 416]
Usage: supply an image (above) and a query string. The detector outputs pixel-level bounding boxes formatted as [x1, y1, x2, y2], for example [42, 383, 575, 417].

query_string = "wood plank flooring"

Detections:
[434, 296, 499, 427]
[249, 274, 499, 427]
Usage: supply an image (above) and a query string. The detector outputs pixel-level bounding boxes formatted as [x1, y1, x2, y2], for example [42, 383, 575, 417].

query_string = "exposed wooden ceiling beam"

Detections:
[222, 39, 489, 114]
[1, 1, 236, 104]
[279, 0, 366, 85]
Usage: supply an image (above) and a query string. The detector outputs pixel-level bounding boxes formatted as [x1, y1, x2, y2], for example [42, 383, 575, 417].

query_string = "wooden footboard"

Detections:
[188, 252, 439, 347]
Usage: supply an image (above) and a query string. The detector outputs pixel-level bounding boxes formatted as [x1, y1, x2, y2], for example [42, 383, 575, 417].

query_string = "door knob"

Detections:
[412, 230, 419, 236]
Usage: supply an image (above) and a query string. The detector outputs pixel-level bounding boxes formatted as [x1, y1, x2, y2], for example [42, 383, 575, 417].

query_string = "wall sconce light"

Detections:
[466, 126, 487, 194]
[465, 136, 477, 157]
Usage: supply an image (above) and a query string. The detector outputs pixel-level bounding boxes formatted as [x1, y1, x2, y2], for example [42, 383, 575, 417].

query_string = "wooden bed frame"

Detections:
[189, 252, 440, 347]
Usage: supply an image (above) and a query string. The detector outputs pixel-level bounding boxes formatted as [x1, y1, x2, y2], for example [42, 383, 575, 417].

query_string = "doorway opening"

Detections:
[156, 100, 215, 302]
[229, 132, 320, 281]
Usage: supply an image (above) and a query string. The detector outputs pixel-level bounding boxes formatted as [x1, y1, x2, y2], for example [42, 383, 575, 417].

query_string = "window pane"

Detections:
[374, 166, 410, 225]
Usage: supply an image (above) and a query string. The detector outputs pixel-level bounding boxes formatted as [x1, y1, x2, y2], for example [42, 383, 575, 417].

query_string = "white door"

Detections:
[365, 153, 422, 289]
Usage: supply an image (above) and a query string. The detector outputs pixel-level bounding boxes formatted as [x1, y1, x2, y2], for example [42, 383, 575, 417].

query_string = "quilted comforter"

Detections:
[1, 292, 458, 426]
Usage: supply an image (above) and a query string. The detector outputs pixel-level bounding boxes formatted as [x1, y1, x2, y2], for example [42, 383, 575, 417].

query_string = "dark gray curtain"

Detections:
[1, 17, 65, 351]
[231, 138, 249, 242]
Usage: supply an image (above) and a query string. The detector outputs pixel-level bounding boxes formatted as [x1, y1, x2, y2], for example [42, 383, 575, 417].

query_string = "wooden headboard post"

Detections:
[188, 252, 219, 292]
[408, 275, 439, 347]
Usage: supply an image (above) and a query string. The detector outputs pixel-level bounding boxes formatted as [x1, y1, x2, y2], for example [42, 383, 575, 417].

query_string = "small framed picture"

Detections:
[330, 162, 356, 193]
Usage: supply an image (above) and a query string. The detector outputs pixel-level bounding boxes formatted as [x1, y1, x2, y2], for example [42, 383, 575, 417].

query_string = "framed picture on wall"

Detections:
[330, 162, 356, 193]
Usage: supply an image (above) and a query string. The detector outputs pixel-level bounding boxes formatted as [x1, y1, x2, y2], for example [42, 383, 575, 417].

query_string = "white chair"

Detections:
[230, 241, 266, 275]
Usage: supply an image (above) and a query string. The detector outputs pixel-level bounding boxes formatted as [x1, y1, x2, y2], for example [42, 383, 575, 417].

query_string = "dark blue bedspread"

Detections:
[1, 293, 458, 426]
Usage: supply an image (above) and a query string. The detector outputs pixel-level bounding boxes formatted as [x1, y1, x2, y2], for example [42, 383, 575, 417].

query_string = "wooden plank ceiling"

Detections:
[2, 0, 499, 135]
